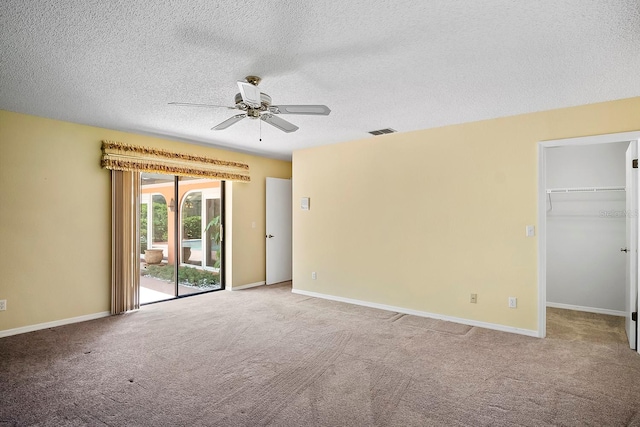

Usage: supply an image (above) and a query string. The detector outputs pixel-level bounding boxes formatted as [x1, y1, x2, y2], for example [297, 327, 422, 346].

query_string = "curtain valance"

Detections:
[101, 140, 250, 182]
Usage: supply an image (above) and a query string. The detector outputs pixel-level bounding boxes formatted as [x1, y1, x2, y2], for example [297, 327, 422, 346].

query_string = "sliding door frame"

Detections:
[220, 180, 226, 290]
[142, 175, 226, 305]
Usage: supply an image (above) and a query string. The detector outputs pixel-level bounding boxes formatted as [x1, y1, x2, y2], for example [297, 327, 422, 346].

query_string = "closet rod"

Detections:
[546, 186, 625, 194]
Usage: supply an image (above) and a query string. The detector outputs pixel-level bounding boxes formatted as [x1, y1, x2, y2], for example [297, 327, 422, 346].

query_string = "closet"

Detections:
[546, 142, 629, 315]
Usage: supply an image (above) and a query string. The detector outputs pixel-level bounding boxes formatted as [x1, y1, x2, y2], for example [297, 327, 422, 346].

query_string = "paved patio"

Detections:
[139, 263, 221, 304]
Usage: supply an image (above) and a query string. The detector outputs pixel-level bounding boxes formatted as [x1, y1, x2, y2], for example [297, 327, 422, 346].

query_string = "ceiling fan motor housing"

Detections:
[234, 92, 272, 114]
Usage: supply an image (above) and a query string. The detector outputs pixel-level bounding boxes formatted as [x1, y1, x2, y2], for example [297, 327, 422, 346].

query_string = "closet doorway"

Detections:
[538, 131, 640, 353]
[139, 173, 225, 304]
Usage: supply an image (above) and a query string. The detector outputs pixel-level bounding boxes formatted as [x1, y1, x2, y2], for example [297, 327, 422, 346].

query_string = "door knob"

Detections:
[621, 248, 629, 252]
[266, 234, 274, 238]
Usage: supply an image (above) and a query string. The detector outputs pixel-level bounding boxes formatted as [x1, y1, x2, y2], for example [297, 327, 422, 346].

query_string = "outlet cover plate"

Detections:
[526, 225, 535, 237]
[0, 300, 6, 311]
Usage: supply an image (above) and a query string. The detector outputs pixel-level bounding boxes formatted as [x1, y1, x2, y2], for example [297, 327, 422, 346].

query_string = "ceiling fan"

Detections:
[169, 76, 331, 133]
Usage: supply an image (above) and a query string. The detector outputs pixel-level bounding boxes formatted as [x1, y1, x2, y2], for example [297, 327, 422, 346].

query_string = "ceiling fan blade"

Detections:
[212, 114, 246, 130]
[261, 114, 299, 133]
[236, 81, 262, 108]
[270, 105, 331, 115]
[169, 102, 235, 109]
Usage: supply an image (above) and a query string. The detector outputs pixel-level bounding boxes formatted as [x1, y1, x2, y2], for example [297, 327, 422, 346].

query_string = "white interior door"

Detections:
[266, 177, 292, 285]
[625, 140, 638, 350]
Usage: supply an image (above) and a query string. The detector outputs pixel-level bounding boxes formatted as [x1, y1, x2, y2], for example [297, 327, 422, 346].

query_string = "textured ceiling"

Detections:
[1, 1, 639, 160]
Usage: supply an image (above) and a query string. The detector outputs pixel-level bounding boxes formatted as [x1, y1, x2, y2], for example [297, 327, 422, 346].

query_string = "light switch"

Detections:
[301, 197, 310, 210]
[526, 225, 535, 237]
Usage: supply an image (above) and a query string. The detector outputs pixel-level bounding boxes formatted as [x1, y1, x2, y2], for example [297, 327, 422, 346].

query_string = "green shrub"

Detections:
[182, 216, 201, 239]
[204, 215, 221, 268]
[143, 264, 220, 288]
[152, 196, 168, 242]
[140, 204, 148, 251]
[140, 204, 148, 236]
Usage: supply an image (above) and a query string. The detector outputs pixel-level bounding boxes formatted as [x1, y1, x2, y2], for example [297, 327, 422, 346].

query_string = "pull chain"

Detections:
[259, 116, 262, 142]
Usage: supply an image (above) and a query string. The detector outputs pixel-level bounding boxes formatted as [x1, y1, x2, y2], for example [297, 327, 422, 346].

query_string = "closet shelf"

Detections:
[546, 186, 625, 194]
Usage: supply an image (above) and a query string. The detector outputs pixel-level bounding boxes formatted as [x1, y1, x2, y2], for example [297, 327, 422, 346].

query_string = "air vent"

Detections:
[368, 128, 397, 136]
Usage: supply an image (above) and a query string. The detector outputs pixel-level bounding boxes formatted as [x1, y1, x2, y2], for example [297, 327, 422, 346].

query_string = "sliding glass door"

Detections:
[139, 173, 224, 304]
[178, 177, 222, 296]
[140, 174, 175, 303]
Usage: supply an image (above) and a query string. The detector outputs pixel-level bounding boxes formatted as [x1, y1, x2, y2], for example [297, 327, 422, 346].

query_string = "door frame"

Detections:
[538, 131, 640, 342]
[625, 142, 637, 349]
[265, 177, 292, 285]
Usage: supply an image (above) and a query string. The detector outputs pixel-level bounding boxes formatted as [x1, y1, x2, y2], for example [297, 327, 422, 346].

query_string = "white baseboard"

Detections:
[292, 288, 539, 338]
[230, 281, 266, 291]
[546, 302, 626, 317]
[0, 311, 111, 338]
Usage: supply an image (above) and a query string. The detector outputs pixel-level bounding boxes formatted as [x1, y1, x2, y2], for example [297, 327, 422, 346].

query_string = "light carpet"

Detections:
[1, 283, 639, 426]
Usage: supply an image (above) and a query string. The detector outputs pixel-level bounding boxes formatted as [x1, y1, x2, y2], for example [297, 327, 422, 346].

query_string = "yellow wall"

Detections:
[0, 110, 291, 332]
[292, 97, 640, 332]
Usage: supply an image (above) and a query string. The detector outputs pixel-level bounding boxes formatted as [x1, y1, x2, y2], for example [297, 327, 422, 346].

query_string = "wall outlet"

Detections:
[0, 300, 6, 311]
[508, 297, 517, 308]
[470, 293, 477, 303]
[311, 272, 317, 280]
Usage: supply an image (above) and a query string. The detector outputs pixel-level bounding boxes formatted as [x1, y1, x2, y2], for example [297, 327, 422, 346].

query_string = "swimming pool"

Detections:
[182, 239, 202, 250]
[182, 239, 220, 251]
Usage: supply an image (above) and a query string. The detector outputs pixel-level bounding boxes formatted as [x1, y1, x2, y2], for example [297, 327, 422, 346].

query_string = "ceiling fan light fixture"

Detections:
[237, 81, 262, 108]
[234, 92, 271, 109]
[170, 76, 330, 134]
